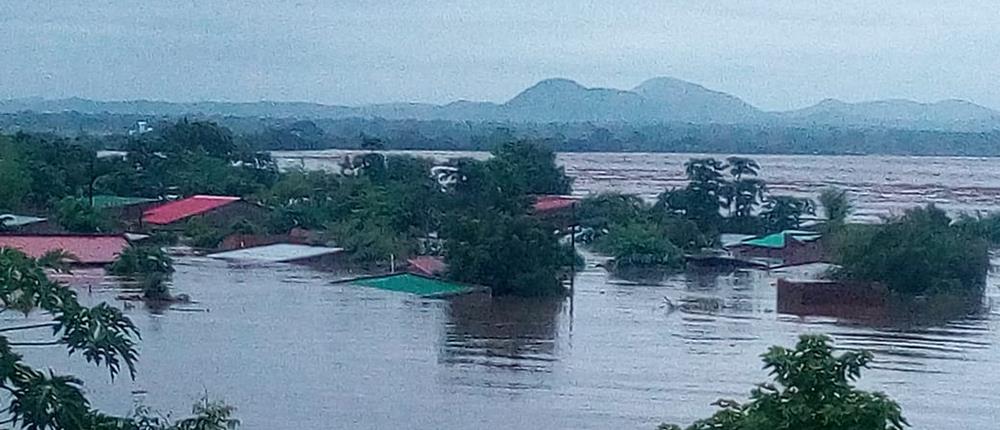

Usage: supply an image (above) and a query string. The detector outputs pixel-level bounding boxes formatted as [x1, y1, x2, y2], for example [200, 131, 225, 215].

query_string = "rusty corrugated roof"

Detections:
[0, 235, 129, 264]
[532, 195, 578, 213]
[143, 195, 241, 225]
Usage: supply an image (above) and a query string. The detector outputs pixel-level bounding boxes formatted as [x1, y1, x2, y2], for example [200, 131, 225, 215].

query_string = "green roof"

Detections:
[347, 273, 476, 297]
[739, 230, 822, 249]
[78, 195, 158, 209]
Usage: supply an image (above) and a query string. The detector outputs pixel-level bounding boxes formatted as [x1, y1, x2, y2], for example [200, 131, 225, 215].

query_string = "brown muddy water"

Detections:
[14, 152, 1000, 429]
[274, 150, 1000, 222]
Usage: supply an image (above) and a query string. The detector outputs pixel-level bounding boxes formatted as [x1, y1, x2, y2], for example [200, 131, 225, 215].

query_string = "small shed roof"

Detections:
[78, 195, 158, 209]
[143, 195, 241, 225]
[532, 195, 578, 214]
[0, 234, 129, 264]
[207, 243, 343, 263]
[0, 214, 47, 228]
[342, 273, 480, 297]
[407, 256, 447, 277]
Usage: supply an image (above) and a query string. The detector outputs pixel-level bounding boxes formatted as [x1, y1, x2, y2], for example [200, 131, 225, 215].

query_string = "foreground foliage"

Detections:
[0, 248, 238, 428]
[660, 335, 907, 430]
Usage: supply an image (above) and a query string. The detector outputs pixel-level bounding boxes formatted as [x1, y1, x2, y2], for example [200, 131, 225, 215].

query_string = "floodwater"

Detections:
[274, 150, 1000, 222]
[15, 151, 1000, 429]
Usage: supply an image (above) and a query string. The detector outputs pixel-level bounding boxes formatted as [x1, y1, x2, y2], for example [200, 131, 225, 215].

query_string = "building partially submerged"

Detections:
[0, 234, 130, 266]
[0, 214, 56, 233]
[336, 273, 488, 299]
[207, 243, 343, 266]
[532, 195, 578, 229]
[726, 230, 827, 268]
[142, 195, 266, 230]
[776, 278, 889, 320]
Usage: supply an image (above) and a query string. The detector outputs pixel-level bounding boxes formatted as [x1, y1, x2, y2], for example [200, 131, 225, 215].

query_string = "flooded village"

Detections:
[2, 123, 999, 429]
[7, 3, 1000, 427]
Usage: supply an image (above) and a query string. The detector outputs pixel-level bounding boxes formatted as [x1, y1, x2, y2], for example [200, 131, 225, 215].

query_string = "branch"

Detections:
[8, 340, 62, 347]
[0, 322, 59, 333]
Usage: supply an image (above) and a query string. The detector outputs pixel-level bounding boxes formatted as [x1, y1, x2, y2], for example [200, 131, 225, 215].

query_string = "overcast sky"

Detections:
[2, 1, 999, 110]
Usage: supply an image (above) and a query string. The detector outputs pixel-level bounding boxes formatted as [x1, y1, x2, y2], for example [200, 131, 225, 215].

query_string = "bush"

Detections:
[830, 205, 988, 295]
[593, 220, 684, 269]
[108, 245, 174, 277]
[54, 197, 113, 233]
[577, 192, 648, 231]
[660, 335, 907, 430]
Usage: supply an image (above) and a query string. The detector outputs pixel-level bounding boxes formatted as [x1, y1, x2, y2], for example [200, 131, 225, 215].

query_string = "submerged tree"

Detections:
[819, 187, 852, 225]
[659, 335, 907, 430]
[830, 204, 987, 296]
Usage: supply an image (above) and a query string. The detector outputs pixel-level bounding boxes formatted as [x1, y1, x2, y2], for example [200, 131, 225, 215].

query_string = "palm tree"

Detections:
[726, 156, 760, 181]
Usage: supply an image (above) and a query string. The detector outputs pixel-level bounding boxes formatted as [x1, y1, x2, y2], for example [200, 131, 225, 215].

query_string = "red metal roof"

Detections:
[407, 256, 447, 277]
[532, 195, 578, 214]
[143, 195, 241, 225]
[0, 235, 129, 264]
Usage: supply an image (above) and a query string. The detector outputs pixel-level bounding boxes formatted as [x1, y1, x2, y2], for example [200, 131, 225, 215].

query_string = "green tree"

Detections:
[760, 196, 814, 232]
[831, 204, 988, 295]
[725, 156, 760, 181]
[489, 140, 573, 196]
[54, 197, 113, 233]
[593, 220, 684, 269]
[819, 187, 852, 225]
[660, 335, 907, 430]
[577, 192, 648, 232]
[443, 212, 566, 297]
[0, 142, 31, 211]
[108, 246, 175, 277]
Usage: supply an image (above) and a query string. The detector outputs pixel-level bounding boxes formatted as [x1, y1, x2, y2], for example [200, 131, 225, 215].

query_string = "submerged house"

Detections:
[336, 273, 488, 299]
[0, 214, 57, 234]
[406, 256, 447, 277]
[142, 195, 266, 230]
[776, 278, 889, 319]
[0, 234, 130, 266]
[207, 243, 343, 266]
[725, 230, 827, 267]
[532, 195, 578, 229]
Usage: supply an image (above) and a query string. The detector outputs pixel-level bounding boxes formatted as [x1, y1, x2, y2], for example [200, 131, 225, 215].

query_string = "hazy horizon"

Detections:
[4, 1, 999, 110]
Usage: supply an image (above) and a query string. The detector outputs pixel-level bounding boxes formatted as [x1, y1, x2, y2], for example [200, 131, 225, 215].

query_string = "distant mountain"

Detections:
[631, 77, 765, 123]
[3, 78, 1000, 131]
[777, 98, 1000, 130]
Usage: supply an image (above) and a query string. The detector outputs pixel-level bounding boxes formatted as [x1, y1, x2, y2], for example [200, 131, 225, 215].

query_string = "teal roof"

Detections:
[738, 230, 822, 249]
[346, 273, 478, 297]
[77, 195, 158, 209]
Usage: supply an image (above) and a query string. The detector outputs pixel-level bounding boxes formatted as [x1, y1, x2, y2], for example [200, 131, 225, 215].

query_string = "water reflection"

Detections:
[441, 294, 565, 373]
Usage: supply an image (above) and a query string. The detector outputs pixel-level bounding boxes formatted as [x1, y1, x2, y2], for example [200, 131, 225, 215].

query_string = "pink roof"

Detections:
[143, 195, 241, 225]
[533, 195, 578, 214]
[0, 235, 129, 264]
[407, 256, 447, 277]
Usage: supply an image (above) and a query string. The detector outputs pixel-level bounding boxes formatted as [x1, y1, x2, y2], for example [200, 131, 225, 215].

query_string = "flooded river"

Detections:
[16, 151, 1000, 429]
[274, 150, 1000, 222]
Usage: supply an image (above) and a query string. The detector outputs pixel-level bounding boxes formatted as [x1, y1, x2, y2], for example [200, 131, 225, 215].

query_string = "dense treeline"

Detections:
[7, 111, 1000, 156]
[0, 121, 575, 297]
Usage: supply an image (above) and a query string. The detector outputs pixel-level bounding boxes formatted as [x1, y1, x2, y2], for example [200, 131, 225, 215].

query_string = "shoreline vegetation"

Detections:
[2, 119, 999, 428]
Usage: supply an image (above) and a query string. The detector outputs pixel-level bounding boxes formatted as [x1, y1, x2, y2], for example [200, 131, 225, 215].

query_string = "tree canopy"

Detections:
[660, 335, 907, 430]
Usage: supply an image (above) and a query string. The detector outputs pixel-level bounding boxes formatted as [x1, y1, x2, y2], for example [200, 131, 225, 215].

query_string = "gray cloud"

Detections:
[2, 0, 998, 110]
